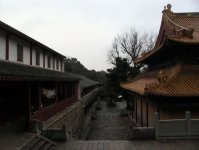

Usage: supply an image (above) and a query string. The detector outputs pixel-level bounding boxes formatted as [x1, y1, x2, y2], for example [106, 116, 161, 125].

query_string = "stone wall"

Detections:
[48, 102, 84, 138]
[130, 127, 155, 139]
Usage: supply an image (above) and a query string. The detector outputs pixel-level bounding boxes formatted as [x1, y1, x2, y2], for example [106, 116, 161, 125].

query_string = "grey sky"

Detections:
[0, 0, 198, 71]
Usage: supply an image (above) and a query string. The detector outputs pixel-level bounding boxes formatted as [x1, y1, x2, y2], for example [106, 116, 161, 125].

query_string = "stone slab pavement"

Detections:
[55, 101, 199, 150]
[56, 140, 199, 150]
[87, 101, 130, 140]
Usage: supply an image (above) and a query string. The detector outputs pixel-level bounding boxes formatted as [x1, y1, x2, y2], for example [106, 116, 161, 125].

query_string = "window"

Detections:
[48, 56, 51, 68]
[56, 59, 59, 70]
[36, 52, 40, 66]
[17, 44, 23, 62]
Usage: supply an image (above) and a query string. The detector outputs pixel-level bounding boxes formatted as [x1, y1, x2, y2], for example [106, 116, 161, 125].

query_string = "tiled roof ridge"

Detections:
[172, 12, 199, 17]
[167, 37, 199, 44]
[0, 59, 80, 81]
[144, 64, 182, 91]
[134, 5, 199, 64]
[164, 12, 188, 31]
[134, 43, 164, 63]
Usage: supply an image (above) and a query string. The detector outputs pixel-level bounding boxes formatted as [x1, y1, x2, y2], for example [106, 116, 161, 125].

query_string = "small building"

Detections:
[0, 20, 80, 131]
[121, 4, 199, 127]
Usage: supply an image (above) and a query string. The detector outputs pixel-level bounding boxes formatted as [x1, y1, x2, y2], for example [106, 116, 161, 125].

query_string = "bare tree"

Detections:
[107, 29, 156, 66]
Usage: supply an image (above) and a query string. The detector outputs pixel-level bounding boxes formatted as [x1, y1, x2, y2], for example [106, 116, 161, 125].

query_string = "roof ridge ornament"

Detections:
[163, 4, 173, 15]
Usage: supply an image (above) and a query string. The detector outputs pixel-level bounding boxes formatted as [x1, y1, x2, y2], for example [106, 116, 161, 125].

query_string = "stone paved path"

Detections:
[87, 101, 129, 140]
[56, 139, 199, 150]
[55, 101, 199, 150]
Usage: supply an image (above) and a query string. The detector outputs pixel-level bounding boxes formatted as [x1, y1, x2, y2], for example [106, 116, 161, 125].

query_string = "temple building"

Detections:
[0, 20, 80, 131]
[121, 4, 199, 127]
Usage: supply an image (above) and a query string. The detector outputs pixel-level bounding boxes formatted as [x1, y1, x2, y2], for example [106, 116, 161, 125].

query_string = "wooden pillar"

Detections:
[135, 98, 137, 123]
[75, 82, 78, 101]
[141, 99, 143, 127]
[157, 107, 160, 120]
[55, 83, 58, 102]
[30, 44, 32, 65]
[25, 84, 31, 130]
[146, 103, 148, 127]
[38, 85, 42, 121]
[6, 32, 9, 60]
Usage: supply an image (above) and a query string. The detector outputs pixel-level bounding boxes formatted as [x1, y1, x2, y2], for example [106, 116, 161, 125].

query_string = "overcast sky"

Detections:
[0, 0, 198, 71]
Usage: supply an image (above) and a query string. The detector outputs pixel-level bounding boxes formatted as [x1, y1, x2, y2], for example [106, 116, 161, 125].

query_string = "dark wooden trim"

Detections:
[141, 99, 143, 127]
[30, 44, 32, 65]
[146, 103, 148, 127]
[43, 51, 45, 68]
[6, 32, 9, 60]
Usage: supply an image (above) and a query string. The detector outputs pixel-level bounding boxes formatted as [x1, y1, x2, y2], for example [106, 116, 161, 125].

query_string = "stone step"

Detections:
[39, 142, 54, 150]
[20, 135, 56, 150]
[55, 140, 131, 150]
[21, 137, 40, 150]
[30, 140, 46, 150]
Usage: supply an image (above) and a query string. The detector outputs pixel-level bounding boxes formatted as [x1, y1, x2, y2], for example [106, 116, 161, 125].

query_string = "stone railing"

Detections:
[155, 111, 199, 139]
[81, 87, 101, 107]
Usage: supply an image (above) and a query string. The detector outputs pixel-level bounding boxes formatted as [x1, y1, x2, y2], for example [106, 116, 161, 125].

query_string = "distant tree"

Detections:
[64, 57, 107, 82]
[107, 29, 156, 66]
[106, 57, 139, 86]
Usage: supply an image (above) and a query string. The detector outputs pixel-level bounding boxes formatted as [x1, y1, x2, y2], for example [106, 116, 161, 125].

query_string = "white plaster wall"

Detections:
[0, 30, 6, 60]
[9, 36, 30, 64]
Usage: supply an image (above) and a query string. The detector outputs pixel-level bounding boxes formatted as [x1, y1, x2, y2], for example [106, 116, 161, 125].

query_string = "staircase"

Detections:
[20, 134, 56, 150]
